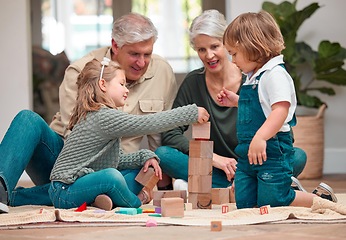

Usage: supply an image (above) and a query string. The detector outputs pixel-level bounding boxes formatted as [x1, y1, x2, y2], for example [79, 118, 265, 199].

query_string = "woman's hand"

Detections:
[143, 158, 162, 180]
[212, 153, 237, 181]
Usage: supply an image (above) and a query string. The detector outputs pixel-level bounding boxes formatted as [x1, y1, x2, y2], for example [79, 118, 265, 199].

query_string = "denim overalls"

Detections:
[234, 67, 296, 209]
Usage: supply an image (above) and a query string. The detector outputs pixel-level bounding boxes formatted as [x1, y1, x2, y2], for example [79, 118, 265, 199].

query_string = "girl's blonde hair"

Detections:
[223, 11, 285, 64]
[68, 59, 122, 130]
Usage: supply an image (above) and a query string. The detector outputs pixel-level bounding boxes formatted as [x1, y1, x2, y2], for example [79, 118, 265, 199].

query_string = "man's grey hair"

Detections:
[112, 13, 158, 48]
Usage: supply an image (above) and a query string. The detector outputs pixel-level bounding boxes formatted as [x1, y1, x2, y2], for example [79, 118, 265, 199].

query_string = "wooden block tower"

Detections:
[188, 122, 213, 209]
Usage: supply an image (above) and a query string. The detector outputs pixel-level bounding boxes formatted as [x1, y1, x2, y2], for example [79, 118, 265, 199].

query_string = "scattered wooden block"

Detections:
[210, 221, 222, 231]
[153, 190, 187, 207]
[221, 203, 236, 213]
[192, 122, 210, 140]
[221, 204, 229, 214]
[212, 188, 230, 205]
[135, 167, 159, 190]
[161, 197, 184, 217]
[189, 140, 214, 158]
[260, 205, 270, 215]
[184, 202, 192, 211]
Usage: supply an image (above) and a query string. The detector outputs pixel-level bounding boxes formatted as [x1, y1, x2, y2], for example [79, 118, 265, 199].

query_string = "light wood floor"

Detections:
[1, 174, 346, 240]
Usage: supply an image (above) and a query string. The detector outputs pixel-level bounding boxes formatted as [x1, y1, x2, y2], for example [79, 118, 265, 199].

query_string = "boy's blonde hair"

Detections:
[223, 11, 285, 64]
[68, 59, 122, 130]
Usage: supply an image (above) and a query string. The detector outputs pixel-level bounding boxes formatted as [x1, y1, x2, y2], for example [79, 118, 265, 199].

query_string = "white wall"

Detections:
[227, 0, 346, 174]
[0, 1, 32, 139]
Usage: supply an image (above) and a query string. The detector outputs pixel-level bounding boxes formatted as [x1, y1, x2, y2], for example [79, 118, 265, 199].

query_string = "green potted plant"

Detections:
[262, 0, 346, 179]
[262, 0, 346, 108]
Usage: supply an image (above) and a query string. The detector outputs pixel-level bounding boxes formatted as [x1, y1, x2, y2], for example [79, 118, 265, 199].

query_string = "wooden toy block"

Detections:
[260, 205, 270, 215]
[188, 193, 212, 209]
[153, 190, 187, 206]
[188, 175, 212, 193]
[161, 197, 184, 217]
[189, 140, 213, 158]
[212, 188, 230, 205]
[210, 221, 222, 231]
[229, 187, 235, 203]
[135, 167, 159, 190]
[184, 202, 192, 211]
[192, 122, 210, 140]
[188, 157, 212, 175]
[221, 204, 229, 214]
[221, 203, 236, 213]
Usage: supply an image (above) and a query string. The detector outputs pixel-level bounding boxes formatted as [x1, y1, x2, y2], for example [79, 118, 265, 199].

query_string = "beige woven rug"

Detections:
[1, 194, 346, 229]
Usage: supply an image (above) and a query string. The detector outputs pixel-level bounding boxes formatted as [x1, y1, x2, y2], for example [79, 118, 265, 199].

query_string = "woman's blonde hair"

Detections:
[223, 11, 285, 64]
[68, 59, 122, 130]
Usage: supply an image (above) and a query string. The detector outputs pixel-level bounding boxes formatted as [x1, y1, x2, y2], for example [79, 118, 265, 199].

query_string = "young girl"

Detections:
[48, 58, 209, 210]
[217, 11, 336, 209]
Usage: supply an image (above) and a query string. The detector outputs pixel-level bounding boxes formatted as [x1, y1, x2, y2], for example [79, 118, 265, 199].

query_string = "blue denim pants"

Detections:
[49, 168, 143, 209]
[1, 110, 143, 207]
[155, 145, 306, 189]
[0, 110, 63, 206]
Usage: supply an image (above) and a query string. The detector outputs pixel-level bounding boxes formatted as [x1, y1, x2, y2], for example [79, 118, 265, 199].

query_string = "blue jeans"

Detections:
[155, 146, 306, 188]
[0, 110, 64, 206]
[1, 110, 143, 207]
[48, 168, 143, 209]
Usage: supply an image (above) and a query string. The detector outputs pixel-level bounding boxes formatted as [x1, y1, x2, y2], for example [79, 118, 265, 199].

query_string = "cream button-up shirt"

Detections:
[50, 47, 178, 153]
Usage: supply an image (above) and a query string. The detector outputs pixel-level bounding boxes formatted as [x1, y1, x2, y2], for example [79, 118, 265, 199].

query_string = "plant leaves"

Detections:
[316, 68, 346, 85]
[297, 92, 325, 108]
[306, 87, 335, 95]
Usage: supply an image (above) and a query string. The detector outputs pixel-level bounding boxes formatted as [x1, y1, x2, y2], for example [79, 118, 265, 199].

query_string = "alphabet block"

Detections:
[210, 221, 222, 231]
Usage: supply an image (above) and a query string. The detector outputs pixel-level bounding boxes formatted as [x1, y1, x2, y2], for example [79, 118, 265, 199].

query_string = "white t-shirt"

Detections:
[244, 55, 297, 132]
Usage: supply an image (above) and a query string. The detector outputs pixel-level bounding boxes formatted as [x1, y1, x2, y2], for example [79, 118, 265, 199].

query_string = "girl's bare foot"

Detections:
[92, 194, 113, 211]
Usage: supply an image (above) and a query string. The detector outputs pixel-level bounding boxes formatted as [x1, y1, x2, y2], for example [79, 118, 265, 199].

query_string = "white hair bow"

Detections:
[100, 57, 111, 80]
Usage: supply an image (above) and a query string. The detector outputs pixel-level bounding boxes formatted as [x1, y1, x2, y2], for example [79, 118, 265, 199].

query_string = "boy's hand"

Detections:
[248, 135, 267, 165]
